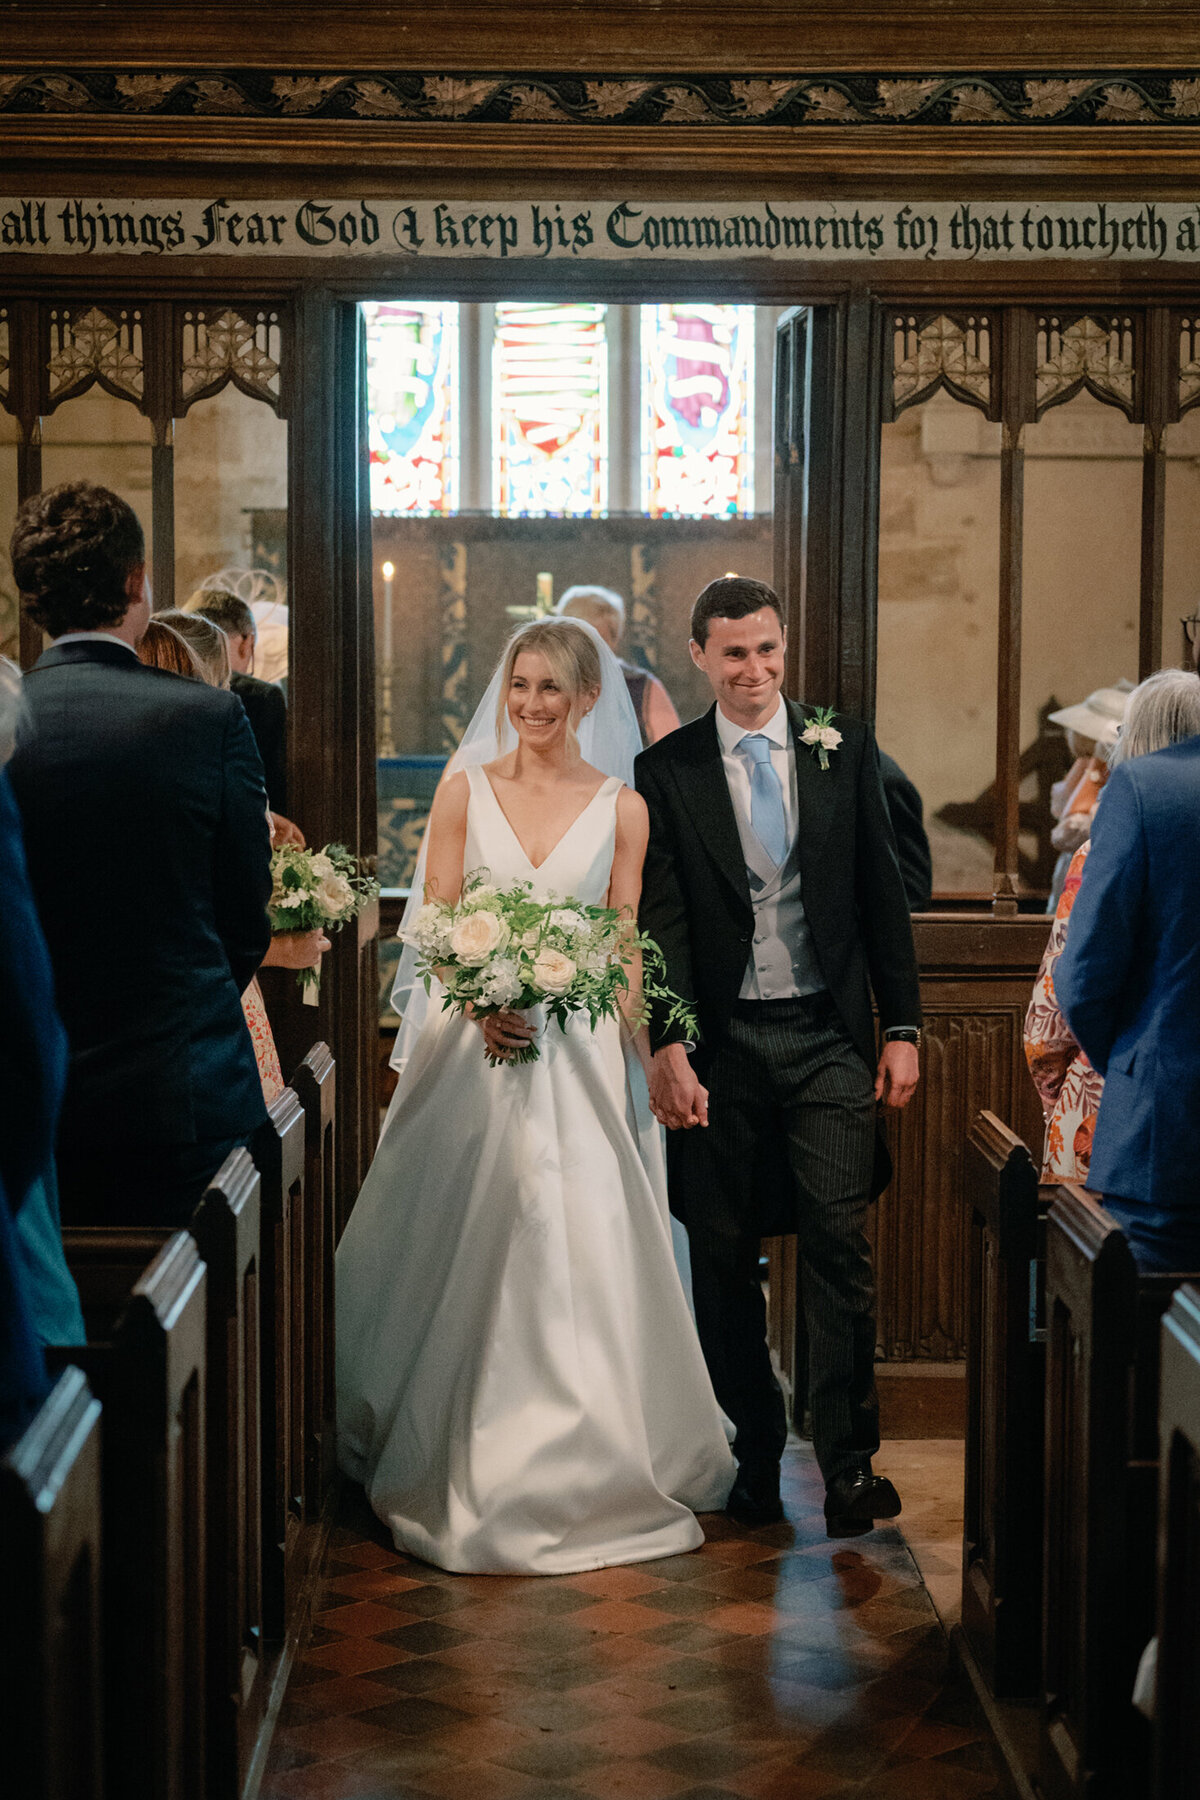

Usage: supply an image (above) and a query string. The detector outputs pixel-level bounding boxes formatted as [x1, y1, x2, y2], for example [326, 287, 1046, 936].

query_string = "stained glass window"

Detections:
[494, 303, 607, 516]
[641, 304, 755, 518]
[364, 301, 459, 515]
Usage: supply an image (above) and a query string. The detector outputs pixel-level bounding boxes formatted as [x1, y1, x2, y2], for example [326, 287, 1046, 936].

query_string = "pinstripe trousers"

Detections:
[668, 992, 880, 1486]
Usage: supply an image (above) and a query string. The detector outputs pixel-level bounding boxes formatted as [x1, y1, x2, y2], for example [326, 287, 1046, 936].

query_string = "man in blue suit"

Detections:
[1056, 679, 1200, 1271]
[8, 482, 272, 1227]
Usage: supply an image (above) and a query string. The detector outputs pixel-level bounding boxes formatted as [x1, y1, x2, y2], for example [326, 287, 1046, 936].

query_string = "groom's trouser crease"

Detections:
[673, 994, 879, 1485]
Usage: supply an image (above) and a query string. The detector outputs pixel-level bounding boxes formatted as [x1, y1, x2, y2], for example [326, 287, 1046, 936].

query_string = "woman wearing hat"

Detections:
[1045, 681, 1133, 911]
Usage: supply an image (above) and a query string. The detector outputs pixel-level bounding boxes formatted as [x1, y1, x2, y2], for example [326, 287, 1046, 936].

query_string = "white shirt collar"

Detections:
[52, 631, 138, 656]
[715, 695, 790, 754]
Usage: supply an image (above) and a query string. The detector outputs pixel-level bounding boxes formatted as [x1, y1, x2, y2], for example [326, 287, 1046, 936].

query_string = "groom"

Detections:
[636, 577, 921, 1537]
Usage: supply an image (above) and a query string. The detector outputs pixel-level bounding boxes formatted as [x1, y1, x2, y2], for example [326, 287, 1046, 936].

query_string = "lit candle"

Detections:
[380, 559, 396, 757]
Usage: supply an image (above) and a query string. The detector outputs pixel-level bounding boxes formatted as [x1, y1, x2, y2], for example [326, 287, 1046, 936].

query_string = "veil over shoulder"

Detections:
[389, 617, 643, 1076]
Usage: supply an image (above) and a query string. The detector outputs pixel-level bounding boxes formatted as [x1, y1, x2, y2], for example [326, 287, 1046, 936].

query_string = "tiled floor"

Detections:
[262, 1440, 1003, 1800]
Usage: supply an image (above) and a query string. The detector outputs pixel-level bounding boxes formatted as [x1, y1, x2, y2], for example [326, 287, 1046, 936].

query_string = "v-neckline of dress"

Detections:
[480, 769, 612, 873]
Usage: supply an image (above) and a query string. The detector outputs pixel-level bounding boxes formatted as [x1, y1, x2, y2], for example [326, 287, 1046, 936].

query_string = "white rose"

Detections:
[521, 926, 542, 949]
[466, 882, 499, 905]
[817, 725, 842, 750]
[449, 909, 509, 966]
[532, 947, 577, 995]
[318, 873, 355, 917]
[310, 853, 336, 879]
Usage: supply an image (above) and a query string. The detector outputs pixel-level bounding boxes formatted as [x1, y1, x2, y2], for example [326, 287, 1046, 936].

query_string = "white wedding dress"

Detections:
[336, 765, 735, 1574]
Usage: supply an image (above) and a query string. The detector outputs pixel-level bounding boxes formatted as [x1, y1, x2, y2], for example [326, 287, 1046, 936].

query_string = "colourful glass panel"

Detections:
[641, 304, 754, 517]
[494, 303, 607, 516]
[364, 301, 458, 515]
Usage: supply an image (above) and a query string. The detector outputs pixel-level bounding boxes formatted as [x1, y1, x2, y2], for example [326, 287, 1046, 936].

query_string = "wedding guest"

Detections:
[557, 584, 682, 745]
[1056, 668, 1200, 1270]
[1044, 681, 1132, 909]
[160, 605, 304, 847]
[183, 586, 290, 813]
[137, 611, 328, 1104]
[0, 659, 84, 1357]
[137, 615, 202, 678]
[8, 481, 273, 1227]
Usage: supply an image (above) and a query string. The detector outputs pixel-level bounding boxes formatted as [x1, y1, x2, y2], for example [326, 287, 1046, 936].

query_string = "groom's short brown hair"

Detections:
[690, 576, 785, 647]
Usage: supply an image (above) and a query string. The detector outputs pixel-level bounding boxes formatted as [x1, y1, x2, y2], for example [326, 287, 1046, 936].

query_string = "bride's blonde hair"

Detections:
[495, 618, 603, 746]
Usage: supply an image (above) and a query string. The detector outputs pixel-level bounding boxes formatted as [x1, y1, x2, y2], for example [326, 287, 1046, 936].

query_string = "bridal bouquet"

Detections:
[269, 842, 380, 1003]
[403, 870, 697, 1065]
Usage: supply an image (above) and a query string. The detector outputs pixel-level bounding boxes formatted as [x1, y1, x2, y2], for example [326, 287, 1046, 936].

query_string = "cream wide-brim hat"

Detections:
[1047, 680, 1134, 747]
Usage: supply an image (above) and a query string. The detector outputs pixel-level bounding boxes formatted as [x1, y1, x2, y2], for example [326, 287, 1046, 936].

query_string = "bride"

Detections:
[336, 617, 735, 1574]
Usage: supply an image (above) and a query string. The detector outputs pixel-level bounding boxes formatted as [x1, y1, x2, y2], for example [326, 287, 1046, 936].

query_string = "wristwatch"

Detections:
[884, 1026, 922, 1048]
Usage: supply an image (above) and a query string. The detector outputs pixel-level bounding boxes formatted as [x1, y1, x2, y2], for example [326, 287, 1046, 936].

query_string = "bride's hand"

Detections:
[473, 1006, 536, 1061]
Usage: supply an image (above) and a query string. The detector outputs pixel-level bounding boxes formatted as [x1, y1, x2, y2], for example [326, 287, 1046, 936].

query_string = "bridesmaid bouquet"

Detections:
[403, 870, 697, 1064]
[269, 842, 380, 1003]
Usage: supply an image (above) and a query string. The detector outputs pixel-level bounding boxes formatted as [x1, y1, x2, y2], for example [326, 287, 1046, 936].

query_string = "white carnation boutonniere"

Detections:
[799, 705, 842, 772]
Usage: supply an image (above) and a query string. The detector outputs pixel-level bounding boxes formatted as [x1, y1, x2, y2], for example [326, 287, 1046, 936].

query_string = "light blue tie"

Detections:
[737, 733, 789, 868]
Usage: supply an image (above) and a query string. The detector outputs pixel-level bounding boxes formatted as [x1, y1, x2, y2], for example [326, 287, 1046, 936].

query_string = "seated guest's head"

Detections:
[137, 618, 203, 680]
[1108, 668, 1200, 767]
[556, 585, 625, 654]
[156, 609, 230, 688]
[183, 586, 257, 676]
[10, 482, 150, 641]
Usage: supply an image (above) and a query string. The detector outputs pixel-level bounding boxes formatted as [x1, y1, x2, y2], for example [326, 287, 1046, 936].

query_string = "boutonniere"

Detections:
[799, 706, 842, 772]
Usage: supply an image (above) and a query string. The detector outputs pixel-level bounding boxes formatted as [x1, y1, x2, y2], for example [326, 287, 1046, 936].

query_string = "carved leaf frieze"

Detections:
[179, 308, 281, 407]
[0, 67, 1195, 127]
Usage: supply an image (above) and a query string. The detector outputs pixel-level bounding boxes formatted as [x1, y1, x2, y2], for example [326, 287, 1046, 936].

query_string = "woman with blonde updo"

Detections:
[337, 616, 734, 1576]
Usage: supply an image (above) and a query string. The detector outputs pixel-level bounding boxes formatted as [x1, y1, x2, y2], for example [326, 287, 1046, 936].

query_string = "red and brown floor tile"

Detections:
[261, 1441, 1004, 1799]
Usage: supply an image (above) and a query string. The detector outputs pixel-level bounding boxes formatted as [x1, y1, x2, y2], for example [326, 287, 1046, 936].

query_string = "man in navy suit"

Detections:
[1056, 685, 1200, 1272]
[8, 482, 272, 1227]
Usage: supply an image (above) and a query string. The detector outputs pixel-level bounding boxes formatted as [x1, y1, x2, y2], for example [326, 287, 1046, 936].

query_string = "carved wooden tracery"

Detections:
[890, 311, 997, 419]
[176, 306, 285, 415]
[1034, 311, 1139, 418]
[43, 303, 145, 409]
[1178, 316, 1200, 417]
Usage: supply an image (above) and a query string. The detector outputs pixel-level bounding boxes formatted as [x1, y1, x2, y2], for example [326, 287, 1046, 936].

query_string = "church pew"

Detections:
[960, 1111, 1049, 1699]
[1153, 1282, 1200, 1800]
[251, 1085, 310, 1642]
[0, 1366, 104, 1800]
[63, 1155, 269, 1798]
[51, 1231, 208, 1800]
[190, 1150, 267, 1800]
[1040, 1187, 1197, 1800]
[290, 1043, 337, 1508]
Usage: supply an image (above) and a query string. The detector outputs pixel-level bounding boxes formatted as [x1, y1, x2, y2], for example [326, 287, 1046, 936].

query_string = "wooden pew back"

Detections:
[0, 1367, 104, 1800]
[291, 1043, 337, 1508]
[190, 1149, 266, 1798]
[1155, 1283, 1200, 1800]
[56, 1231, 208, 1800]
[961, 1111, 1047, 1699]
[252, 1086, 309, 1641]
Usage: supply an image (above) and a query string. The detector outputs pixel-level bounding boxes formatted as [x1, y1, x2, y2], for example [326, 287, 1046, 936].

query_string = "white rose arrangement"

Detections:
[403, 869, 697, 1066]
[799, 704, 843, 772]
[268, 841, 380, 1002]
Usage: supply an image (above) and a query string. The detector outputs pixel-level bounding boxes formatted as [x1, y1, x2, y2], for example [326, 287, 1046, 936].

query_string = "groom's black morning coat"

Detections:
[635, 699, 920, 1070]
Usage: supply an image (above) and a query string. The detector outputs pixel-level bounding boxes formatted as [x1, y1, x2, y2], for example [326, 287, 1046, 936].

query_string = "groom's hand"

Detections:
[875, 1040, 920, 1109]
[649, 1043, 709, 1131]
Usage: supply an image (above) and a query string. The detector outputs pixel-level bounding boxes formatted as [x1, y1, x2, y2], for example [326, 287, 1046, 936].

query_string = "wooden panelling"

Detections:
[869, 914, 1049, 1361]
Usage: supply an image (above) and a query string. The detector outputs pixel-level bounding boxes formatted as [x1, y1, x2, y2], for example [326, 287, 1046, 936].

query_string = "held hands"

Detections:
[269, 812, 307, 849]
[648, 1042, 709, 1131]
[875, 1039, 920, 1109]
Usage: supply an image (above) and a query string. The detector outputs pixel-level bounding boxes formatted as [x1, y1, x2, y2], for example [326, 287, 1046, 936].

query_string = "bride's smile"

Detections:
[507, 650, 580, 747]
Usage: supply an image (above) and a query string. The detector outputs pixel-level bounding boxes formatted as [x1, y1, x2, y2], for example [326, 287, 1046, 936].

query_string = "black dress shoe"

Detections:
[823, 1469, 901, 1540]
[726, 1462, 784, 1528]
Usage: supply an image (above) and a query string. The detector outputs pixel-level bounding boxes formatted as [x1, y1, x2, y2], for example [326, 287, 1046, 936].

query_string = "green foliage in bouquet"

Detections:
[403, 869, 697, 1065]
[268, 841, 380, 997]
